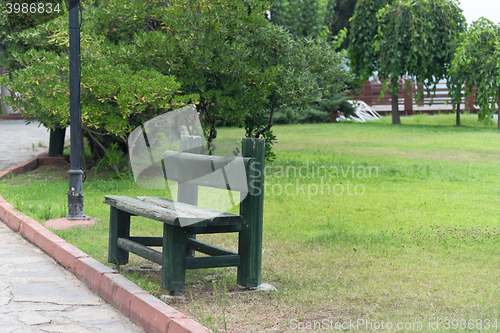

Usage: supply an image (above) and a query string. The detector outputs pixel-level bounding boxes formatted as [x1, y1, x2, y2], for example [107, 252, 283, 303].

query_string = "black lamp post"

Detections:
[66, 0, 88, 219]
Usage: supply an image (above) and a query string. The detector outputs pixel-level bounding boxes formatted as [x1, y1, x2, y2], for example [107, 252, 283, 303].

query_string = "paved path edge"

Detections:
[0, 154, 39, 180]
[0, 150, 69, 181]
[0, 165, 211, 333]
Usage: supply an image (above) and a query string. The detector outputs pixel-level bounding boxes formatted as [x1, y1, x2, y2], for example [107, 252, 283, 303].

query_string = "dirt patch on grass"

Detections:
[124, 265, 366, 333]
[123, 266, 285, 332]
[118, 236, 500, 333]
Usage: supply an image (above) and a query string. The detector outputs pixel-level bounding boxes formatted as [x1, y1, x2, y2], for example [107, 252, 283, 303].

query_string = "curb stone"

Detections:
[0, 195, 211, 333]
[0, 150, 67, 181]
[0, 155, 38, 179]
[0, 162, 211, 333]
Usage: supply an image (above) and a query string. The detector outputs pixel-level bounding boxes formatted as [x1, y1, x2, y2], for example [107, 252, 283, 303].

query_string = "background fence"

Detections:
[351, 80, 478, 115]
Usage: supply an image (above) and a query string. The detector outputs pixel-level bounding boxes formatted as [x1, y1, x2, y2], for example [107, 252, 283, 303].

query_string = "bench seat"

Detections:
[104, 195, 245, 228]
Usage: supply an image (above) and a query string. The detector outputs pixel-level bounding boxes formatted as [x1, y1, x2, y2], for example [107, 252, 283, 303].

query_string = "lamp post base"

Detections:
[64, 214, 91, 221]
[66, 169, 90, 220]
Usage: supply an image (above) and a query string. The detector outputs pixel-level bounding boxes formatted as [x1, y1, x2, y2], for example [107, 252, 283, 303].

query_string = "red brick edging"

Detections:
[0, 196, 210, 332]
[0, 114, 26, 120]
[0, 151, 69, 181]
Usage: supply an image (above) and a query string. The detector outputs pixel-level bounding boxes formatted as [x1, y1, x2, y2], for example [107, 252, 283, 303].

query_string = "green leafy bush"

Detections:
[273, 95, 356, 125]
[0, 10, 197, 167]
[1, 0, 352, 166]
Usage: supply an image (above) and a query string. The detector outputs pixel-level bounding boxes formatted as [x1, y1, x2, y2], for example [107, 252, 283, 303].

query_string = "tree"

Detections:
[95, 0, 351, 159]
[324, 0, 356, 50]
[349, 0, 465, 124]
[0, 0, 67, 115]
[1, 0, 352, 165]
[0, 10, 196, 169]
[449, 18, 500, 128]
[0, 0, 66, 37]
[348, 0, 390, 84]
[270, 0, 356, 47]
[270, 0, 330, 39]
[260, 0, 355, 131]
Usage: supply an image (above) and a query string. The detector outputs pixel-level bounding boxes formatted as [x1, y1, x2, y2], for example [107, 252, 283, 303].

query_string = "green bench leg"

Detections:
[162, 224, 187, 291]
[237, 138, 265, 288]
[238, 192, 264, 287]
[108, 206, 131, 265]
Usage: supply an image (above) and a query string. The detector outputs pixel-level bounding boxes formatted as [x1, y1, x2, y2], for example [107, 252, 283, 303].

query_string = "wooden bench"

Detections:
[105, 137, 265, 291]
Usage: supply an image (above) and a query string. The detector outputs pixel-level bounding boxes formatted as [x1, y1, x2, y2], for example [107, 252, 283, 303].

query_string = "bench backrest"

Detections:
[169, 136, 266, 211]
[162, 150, 253, 192]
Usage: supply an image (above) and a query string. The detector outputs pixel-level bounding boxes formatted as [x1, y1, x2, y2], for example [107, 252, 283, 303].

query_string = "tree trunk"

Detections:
[391, 93, 401, 124]
[48, 127, 66, 156]
[456, 101, 461, 126]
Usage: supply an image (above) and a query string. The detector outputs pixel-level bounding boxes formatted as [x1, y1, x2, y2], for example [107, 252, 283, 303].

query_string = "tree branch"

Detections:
[83, 127, 120, 173]
[256, 105, 276, 138]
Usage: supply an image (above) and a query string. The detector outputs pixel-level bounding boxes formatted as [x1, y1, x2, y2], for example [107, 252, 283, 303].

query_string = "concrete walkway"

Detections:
[0, 222, 145, 333]
[0, 118, 208, 333]
[0, 119, 145, 332]
[0, 119, 52, 171]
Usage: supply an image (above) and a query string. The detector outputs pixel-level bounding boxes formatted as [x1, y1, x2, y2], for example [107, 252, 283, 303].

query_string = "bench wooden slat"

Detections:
[186, 255, 240, 269]
[185, 225, 242, 234]
[105, 195, 184, 226]
[137, 196, 245, 226]
[186, 238, 238, 256]
[129, 236, 163, 247]
[118, 238, 162, 265]
[104, 195, 244, 227]
[161, 151, 253, 192]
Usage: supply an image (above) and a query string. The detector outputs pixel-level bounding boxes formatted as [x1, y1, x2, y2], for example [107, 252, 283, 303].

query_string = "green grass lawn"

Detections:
[2, 113, 500, 332]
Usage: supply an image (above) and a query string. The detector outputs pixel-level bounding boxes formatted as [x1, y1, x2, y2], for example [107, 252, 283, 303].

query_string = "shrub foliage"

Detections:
[1, 0, 351, 165]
